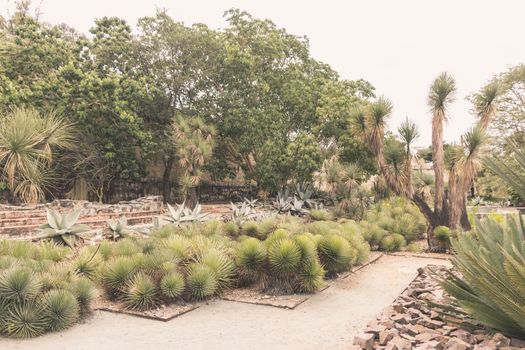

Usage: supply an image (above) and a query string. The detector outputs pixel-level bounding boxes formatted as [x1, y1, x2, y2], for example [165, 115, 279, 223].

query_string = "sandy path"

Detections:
[0, 255, 451, 350]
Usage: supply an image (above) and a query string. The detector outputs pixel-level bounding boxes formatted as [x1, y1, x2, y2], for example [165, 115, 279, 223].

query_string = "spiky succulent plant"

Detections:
[235, 237, 266, 281]
[163, 202, 209, 226]
[123, 273, 158, 311]
[106, 217, 132, 241]
[36, 208, 90, 247]
[3, 301, 47, 338]
[99, 256, 137, 298]
[0, 267, 42, 302]
[160, 272, 185, 300]
[41, 289, 80, 331]
[298, 258, 326, 293]
[67, 277, 95, 315]
[186, 262, 218, 299]
[268, 239, 301, 277]
[197, 249, 235, 293]
[317, 234, 354, 276]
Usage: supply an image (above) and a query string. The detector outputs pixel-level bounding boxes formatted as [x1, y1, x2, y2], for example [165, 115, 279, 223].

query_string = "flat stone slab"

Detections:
[93, 299, 202, 321]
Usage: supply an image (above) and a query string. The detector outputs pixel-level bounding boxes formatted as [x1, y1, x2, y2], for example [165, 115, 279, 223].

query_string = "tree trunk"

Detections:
[162, 157, 174, 204]
[186, 187, 198, 209]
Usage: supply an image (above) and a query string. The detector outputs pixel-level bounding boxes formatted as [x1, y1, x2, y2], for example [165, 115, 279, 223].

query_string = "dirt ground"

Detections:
[0, 255, 451, 350]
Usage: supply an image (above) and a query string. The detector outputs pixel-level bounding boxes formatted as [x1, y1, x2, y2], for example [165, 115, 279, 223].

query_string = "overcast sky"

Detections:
[2, 0, 524, 147]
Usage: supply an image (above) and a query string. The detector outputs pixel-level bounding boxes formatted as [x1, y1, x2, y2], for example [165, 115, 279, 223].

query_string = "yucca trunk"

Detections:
[432, 112, 446, 215]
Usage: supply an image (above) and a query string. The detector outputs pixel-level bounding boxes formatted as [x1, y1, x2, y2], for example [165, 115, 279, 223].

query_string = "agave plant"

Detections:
[289, 197, 308, 217]
[162, 202, 209, 226]
[229, 202, 253, 225]
[273, 189, 292, 213]
[106, 217, 132, 241]
[36, 209, 90, 247]
[293, 182, 316, 208]
[243, 197, 258, 208]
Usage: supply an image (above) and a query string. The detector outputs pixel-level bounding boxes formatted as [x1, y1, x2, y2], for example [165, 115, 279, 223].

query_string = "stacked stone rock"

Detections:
[352, 265, 525, 350]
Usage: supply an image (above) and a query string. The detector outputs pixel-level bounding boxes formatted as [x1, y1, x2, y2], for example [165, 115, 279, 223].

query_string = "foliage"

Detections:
[0, 108, 74, 203]
[106, 217, 132, 241]
[36, 209, 91, 247]
[162, 203, 209, 226]
[440, 215, 525, 338]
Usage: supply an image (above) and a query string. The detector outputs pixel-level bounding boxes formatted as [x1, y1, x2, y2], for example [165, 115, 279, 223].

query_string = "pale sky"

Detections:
[2, 0, 524, 147]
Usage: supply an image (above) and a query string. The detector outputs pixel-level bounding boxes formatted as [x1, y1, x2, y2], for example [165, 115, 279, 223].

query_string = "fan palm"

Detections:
[398, 118, 420, 197]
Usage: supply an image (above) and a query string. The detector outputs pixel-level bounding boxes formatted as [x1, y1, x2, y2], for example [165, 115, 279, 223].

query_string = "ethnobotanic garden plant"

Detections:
[0, 240, 95, 338]
[37, 209, 91, 247]
[440, 215, 525, 338]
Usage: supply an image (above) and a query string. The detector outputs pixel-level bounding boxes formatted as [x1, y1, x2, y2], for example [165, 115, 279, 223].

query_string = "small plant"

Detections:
[241, 220, 260, 238]
[186, 262, 218, 299]
[273, 189, 292, 213]
[36, 209, 90, 247]
[160, 272, 185, 300]
[317, 235, 353, 276]
[268, 239, 301, 277]
[41, 289, 79, 331]
[293, 182, 316, 208]
[123, 273, 158, 311]
[243, 197, 258, 208]
[229, 202, 254, 225]
[309, 209, 332, 221]
[433, 226, 451, 249]
[3, 301, 47, 338]
[235, 238, 267, 284]
[0, 267, 42, 302]
[289, 197, 308, 216]
[163, 202, 208, 226]
[106, 217, 132, 241]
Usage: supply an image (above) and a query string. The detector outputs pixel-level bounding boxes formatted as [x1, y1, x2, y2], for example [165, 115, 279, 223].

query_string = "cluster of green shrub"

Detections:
[360, 197, 426, 252]
[0, 241, 95, 338]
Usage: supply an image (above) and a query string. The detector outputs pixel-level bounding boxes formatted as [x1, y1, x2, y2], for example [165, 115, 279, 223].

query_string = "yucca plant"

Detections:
[235, 237, 267, 284]
[241, 220, 260, 238]
[160, 272, 185, 301]
[317, 234, 354, 276]
[67, 277, 95, 315]
[41, 289, 80, 331]
[267, 238, 301, 277]
[99, 256, 137, 298]
[123, 273, 158, 311]
[298, 258, 326, 293]
[186, 262, 218, 299]
[438, 215, 525, 338]
[3, 301, 47, 338]
[197, 249, 235, 294]
[36, 208, 90, 247]
[72, 249, 100, 280]
[0, 267, 42, 302]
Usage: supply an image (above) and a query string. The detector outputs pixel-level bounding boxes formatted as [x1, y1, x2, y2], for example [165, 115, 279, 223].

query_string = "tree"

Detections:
[171, 116, 215, 207]
[135, 11, 222, 202]
[352, 72, 498, 250]
[0, 108, 73, 203]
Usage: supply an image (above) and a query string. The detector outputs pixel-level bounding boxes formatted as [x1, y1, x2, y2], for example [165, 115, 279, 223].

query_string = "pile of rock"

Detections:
[352, 265, 525, 350]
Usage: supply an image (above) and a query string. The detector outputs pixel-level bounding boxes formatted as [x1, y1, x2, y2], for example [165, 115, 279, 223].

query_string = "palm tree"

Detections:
[171, 115, 215, 208]
[427, 72, 456, 217]
[0, 108, 73, 203]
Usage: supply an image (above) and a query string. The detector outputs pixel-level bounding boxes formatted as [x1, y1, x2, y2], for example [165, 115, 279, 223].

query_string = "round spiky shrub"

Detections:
[160, 272, 185, 300]
[113, 239, 141, 257]
[298, 258, 326, 293]
[67, 277, 95, 315]
[241, 220, 260, 238]
[310, 209, 332, 221]
[37, 241, 69, 262]
[222, 221, 239, 237]
[406, 242, 420, 253]
[72, 250, 100, 280]
[264, 229, 290, 248]
[317, 234, 354, 276]
[268, 239, 301, 277]
[293, 234, 317, 263]
[3, 301, 47, 338]
[98, 241, 113, 261]
[161, 236, 191, 261]
[0, 267, 41, 302]
[41, 289, 80, 331]
[235, 237, 266, 279]
[202, 220, 223, 237]
[99, 256, 137, 297]
[199, 249, 235, 293]
[186, 263, 218, 299]
[123, 273, 158, 310]
[380, 234, 406, 252]
[257, 218, 278, 239]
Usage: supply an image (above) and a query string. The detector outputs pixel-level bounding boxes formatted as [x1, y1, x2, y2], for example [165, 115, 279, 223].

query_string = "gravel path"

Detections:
[0, 255, 451, 350]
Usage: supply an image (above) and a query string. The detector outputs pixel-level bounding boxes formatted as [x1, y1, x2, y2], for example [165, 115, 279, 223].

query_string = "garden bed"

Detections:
[93, 298, 202, 321]
[352, 265, 525, 350]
